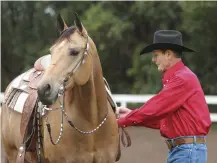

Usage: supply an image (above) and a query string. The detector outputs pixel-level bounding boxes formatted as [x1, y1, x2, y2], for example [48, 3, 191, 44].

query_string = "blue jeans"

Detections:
[167, 137, 207, 163]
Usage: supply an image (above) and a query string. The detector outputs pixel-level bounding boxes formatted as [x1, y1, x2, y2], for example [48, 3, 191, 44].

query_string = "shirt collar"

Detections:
[162, 61, 185, 83]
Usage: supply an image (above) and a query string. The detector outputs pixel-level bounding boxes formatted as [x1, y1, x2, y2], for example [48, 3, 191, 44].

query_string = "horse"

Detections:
[1, 13, 128, 163]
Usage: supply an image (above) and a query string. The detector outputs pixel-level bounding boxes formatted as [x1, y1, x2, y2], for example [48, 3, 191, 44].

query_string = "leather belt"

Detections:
[165, 137, 206, 150]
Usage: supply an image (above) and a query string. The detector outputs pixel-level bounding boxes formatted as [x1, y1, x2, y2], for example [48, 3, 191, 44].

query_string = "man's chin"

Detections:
[157, 67, 166, 72]
[157, 66, 163, 72]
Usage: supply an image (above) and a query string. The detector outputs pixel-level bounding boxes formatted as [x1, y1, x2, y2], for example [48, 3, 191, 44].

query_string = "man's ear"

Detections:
[165, 50, 173, 58]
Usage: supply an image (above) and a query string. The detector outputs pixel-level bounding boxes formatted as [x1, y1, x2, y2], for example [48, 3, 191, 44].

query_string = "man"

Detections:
[117, 30, 211, 163]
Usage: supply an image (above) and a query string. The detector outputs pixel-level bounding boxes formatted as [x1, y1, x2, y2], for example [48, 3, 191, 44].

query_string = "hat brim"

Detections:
[140, 43, 195, 55]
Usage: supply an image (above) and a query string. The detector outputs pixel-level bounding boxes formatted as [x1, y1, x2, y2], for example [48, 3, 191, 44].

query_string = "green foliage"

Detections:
[180, 1, 217, 94]
[2, 1, 217, 96]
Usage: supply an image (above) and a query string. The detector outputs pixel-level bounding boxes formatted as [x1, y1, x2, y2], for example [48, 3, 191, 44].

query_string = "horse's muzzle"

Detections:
[37, 84, 57, 105]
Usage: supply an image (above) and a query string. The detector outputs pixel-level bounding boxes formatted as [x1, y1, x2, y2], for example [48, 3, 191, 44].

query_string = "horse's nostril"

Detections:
[44, 84, 51, 96]
[37, 83, 55, 105]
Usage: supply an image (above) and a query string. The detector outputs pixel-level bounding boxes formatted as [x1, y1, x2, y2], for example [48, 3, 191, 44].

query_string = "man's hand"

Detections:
[116, 107, 132, 119]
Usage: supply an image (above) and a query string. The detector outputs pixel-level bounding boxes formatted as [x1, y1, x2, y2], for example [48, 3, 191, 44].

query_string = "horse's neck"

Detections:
[65, 63, 107, 124]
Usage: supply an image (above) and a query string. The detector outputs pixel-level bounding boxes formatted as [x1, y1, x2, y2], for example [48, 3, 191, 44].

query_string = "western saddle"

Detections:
[3, 55, 52, 163]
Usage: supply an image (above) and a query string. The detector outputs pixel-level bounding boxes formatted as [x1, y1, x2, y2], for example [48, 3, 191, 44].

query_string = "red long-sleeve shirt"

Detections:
[118, 61, 211, 138]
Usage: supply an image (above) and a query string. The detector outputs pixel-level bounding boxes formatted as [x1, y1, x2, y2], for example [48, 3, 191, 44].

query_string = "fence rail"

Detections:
[1, 93, 217, 122]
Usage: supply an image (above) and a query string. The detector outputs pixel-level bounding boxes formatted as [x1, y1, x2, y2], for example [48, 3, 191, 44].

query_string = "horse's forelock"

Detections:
[53, 26, 77, 46]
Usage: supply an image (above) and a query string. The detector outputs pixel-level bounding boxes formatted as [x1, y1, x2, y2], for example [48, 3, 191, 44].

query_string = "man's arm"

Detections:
[134, 119, 160, 129]
[118, 76, 195, 128]
[117, 107, 160, 129]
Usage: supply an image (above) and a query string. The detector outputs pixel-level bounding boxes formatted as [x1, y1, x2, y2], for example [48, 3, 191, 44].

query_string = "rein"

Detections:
[64, 34, 89, 83]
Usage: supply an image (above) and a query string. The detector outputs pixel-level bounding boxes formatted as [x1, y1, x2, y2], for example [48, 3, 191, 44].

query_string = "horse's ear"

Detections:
[74, 12, 88, 35]
[57, 14, 68, 33]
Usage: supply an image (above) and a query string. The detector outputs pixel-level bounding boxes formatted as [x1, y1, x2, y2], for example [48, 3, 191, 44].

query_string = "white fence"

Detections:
[1, 93, 217, 122]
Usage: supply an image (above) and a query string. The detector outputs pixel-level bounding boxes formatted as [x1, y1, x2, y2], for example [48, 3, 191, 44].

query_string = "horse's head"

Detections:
[37, 13, 93, 105]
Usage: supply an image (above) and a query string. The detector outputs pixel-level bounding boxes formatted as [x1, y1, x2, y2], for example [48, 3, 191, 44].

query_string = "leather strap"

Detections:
[29, 152, 38, 163]
[165, 137, 206, 150]
[115, 127, 131, 162]
[16, 90, 38, 163]
[120, 127, 131, 148]
[115, 131, 121, 162]
[20, 90, 38, 138]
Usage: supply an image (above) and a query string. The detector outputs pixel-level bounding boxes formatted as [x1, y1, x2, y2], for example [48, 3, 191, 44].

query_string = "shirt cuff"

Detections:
[117, 109, 140, 128]
[117, 117, 132, 128]
[126, 108, 139, 118]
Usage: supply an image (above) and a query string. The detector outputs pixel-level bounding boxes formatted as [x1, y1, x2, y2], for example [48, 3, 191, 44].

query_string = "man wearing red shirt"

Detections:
[117, 30, 211, 163]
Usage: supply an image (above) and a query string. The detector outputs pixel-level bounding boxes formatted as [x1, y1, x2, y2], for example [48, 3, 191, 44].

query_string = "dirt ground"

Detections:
[1, 125, 216, 162]
[117, 127, 217, 163]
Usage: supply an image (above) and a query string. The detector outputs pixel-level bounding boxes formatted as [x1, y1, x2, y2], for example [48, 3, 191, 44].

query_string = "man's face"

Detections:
[152, 50, 170, 72]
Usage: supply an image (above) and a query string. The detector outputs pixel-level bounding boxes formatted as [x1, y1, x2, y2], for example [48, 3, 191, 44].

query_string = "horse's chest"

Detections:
[45, 150, 114, 163]
[45, 153, 94, 163]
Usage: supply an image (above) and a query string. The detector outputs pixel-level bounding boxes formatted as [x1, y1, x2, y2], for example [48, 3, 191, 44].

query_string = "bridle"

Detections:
[63, 34, 89, 83]
[38, 32, 109, 145]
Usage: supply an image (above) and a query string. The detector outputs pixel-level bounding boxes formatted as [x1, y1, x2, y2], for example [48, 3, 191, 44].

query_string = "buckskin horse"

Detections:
[1, 13, 130, 163]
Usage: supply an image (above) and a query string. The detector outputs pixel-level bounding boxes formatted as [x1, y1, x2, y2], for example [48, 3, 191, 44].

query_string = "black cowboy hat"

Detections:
[140, 30, 195, 55]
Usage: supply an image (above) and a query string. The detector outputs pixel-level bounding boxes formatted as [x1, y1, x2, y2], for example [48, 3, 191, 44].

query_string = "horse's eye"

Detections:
[70, 49, 79, 56]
